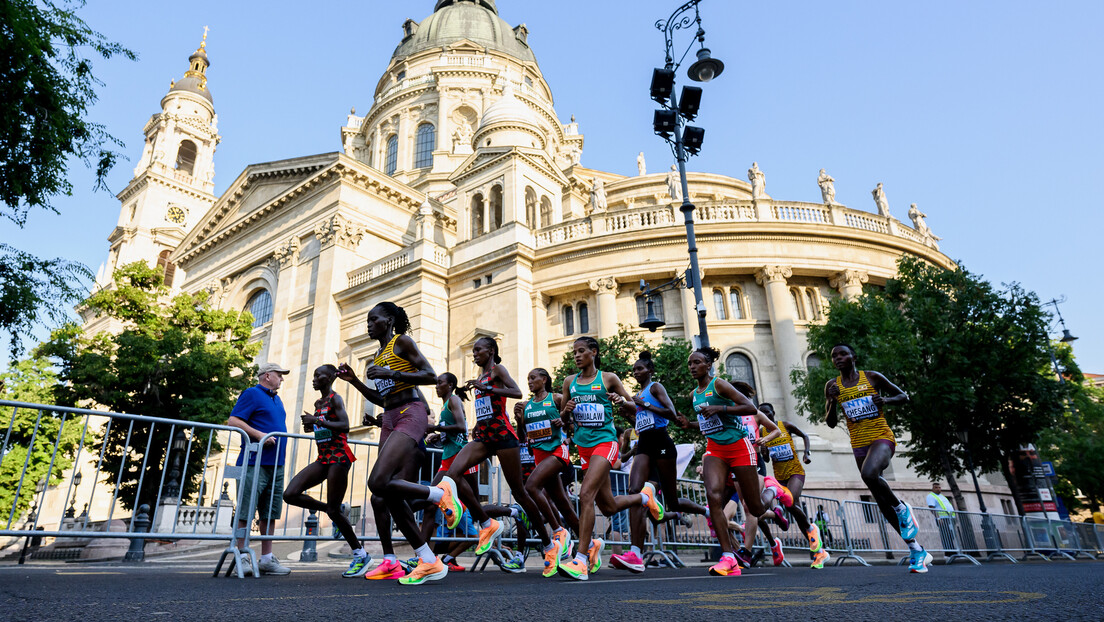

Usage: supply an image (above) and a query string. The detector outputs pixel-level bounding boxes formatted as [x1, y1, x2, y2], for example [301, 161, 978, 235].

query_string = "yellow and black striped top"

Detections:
[835, 371, 895, 449]
[372, 334, 418, 397]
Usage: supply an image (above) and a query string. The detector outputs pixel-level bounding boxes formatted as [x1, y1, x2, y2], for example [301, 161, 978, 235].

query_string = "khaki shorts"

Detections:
[240, 464, 285, 522]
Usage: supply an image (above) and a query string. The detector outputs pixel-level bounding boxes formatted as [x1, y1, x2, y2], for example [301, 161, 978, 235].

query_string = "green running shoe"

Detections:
[342, 553, 372, 578]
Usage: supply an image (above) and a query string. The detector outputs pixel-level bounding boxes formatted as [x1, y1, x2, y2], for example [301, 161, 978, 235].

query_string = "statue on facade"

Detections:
[451, 122, 473, 152]
[589, 178, 608, 213]
[637, 151, 646, 176]
[666, 164, 682, 202]
[748, 162, 765, 199]
[818, 168, 837, 204]
[872, 182, 891, 218]
[908, 203, 941, 246]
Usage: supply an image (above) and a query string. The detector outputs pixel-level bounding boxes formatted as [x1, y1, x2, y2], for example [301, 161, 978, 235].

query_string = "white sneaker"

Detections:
[238, 554, 254, 577]
[257, 556, 291, 576]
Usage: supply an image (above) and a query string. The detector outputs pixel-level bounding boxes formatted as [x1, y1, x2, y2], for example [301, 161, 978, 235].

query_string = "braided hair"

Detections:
[476, 336, 503, 364]
[374, 302, 411, 334]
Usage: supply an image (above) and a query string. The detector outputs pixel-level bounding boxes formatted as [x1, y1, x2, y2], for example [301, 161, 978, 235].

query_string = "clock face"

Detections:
[166, 206, 187, 225]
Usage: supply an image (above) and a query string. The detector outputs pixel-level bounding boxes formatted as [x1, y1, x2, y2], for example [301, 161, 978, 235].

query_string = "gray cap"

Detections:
[257, 363, 290, 377]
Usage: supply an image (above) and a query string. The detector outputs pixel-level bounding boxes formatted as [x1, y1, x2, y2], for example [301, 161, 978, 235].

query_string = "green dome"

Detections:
[393, 0, 536, 64]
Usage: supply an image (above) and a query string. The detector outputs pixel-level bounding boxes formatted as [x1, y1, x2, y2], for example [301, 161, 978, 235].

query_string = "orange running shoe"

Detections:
[763, 476, 794, 507]
[807, 523, 822, 553]
[708, 554, 742, 576]
[542, 542, 560, 578]
[475, 518, 503, 555]
[558, 555, 588, 581]
[436, 476, 465, 530]
[640, 482, 665, 522]
[811, 549, 830, 569]
[364, 558, 405, 580]
[398, 557, 448, 585]
[587, 538, 604, 573]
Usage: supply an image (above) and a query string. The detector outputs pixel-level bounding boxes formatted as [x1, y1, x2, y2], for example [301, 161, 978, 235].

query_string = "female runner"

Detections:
[825, 344, 930, 573]
[283, 364, 370, 577]
[557, 337, 664, 581]
[336, 302, 440, 584]
[688, 347, 782, 577]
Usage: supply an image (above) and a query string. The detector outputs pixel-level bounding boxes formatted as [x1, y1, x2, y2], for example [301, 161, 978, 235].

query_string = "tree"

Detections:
[36, 262, 260, 510]
[0, 0, 135, 358]
[790, 256, 1064, 512]
[0, 356, 83, 522]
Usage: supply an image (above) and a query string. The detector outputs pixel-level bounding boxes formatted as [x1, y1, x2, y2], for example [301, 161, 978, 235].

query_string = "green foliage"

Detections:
[790, 256, 1064, 484]
[0, 356, 83, 521]
[36, 262, 260, 510]
[1038, 347, 1104, 511]
[0, 243, 92, 359]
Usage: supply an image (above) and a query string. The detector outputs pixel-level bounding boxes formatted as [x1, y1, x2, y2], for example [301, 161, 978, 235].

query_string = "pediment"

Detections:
[448, 147, 568, 188]
[445, 40, 487, 54]
[456, 326, 505, 349]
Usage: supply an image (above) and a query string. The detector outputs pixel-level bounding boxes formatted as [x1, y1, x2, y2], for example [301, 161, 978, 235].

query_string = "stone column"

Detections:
[589, 277, 619, 339]
[755, 265, 805, 424]
[829, 269, 869, 301]
[531, 291, 550, 369]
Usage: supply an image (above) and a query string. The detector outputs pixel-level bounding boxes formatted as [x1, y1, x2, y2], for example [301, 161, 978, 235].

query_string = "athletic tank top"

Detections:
[471, 369, 517, 442]
[523, 393, 564, 452]
[762, 421, 798, 463]
[313, 392, 355, 462]
[569, 371, 616, 447]
[438, 400, 468, 460]
[836, 370, 895, 449]
[372, 335, 417, 397]
[634, 381, 669, 433]
[692, 377, 747, 445]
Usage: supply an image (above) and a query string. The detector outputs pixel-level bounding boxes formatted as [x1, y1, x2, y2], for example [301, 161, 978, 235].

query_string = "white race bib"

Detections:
[769, 443, 794, 462]
[574, 402, 605, 427]
[519, 444, 535, 464]
[740, 415, 760, 441]
[635, 409, 655, 432]
[474, 396, 494, 421]
[697, 412, 724, 436]
[526, 419, 553, 441]
[375, 366, 394, 396]
[841, 395, 879, 422]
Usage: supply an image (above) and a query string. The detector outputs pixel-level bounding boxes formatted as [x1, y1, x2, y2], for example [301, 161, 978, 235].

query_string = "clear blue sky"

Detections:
[3, 0, 1101, 371]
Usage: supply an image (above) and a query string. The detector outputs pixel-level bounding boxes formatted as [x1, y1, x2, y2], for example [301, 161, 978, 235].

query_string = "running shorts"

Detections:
[534, 443, 571, 467]
[704, 437, 757, 469]
[439, 454, 479, 476]
[636, 429, 677, 461]
[379, 400, 429, 447]
[577, 441, 619, 470]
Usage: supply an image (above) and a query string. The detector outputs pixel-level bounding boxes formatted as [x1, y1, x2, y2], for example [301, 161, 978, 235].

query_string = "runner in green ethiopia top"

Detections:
[437, 388, 468, 461]
[691, 375, 749, 445]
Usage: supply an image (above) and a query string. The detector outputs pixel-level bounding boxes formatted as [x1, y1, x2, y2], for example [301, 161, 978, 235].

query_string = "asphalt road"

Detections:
[2, 555, 1102, 621]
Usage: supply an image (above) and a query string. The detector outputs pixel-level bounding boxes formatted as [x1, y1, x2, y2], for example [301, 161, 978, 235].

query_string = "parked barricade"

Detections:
[953, 511, 1020, 563]
[800, 496, 865, 566]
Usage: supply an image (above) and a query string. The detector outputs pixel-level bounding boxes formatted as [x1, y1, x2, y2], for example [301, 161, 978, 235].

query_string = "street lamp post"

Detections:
[646, 0, 724, 348]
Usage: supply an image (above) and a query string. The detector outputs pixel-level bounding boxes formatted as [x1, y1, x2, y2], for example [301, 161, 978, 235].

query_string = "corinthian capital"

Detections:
[829, 269, 869, 290]
[755, 265, 792, 285]
[588, 277, 619, 295]
[273, 236, 301, 267]
[315, 214, 367, 250]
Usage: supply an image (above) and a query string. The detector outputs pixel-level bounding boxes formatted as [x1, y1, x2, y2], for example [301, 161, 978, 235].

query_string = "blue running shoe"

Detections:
[908, 548, 933, 573]
[511, 503, 532, 534]
[896, 502, 919, 541]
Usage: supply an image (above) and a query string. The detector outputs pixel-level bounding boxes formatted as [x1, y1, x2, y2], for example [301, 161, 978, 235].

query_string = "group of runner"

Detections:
[280, 301, 931, 585]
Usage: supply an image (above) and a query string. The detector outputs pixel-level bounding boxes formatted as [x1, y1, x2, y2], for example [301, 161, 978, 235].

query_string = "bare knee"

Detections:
[368, 473, 389, 497]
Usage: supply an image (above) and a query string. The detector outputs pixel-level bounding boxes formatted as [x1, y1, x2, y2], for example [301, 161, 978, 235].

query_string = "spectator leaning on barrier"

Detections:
[926, 483, 956, 555]
[227, 362, 291, 576]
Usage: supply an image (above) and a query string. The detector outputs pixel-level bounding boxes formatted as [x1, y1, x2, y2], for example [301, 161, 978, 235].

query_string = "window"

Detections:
[385, 135, 398, 175]
[246, 290, 273, 327]
[578, 302, 590, 334]
[806, 289, 821, 320]
[562, 304, 574, 336]
[156, 250, 176, 288]
[489, 185, 503, 230]
[790, 288, 806, 320]
[414, 123, 435, 168]
[806, 353, 822, 371]
[175, 140, 197, 175]
[525, 187, 537, 228]
[485, 273, 493, 285]
[636, 294, 665, 324]
[473, 278, 482, 289]
[713, 289, 727, 320]
[729, 288, 744, 319]
[524, 76, 533, 87]
[725, 352, 755, 395]
[470, 193, 484, 238]
[540, 196, 553, 227]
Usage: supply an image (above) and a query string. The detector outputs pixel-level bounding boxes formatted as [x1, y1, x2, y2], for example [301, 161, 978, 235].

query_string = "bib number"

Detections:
[635, 409, 655, 432]
[841, 395, 879, 422]
[696, 411, 724, 436]
[574, 402, 605, 428]
[526, 419, 553, 441]
[313, 427, 333, 442]
[769, 443, 794, 462]
[519, 444, 535, 464]
[474, 396, 494, 421]
[375, 366, 395, 396]
[740, 415, 759, 441]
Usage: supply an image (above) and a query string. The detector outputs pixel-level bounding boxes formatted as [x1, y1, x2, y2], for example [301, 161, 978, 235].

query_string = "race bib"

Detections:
[740, 415, 759, 441]
[697, 412, 724, 436]
[574, 402, 605, 427]
[375, 366, 394, 396]
[769, 443, 794, 462]
[635, 409, 655, 432]
[527, 419, 553, 441]
[474, 395, 494, 421]
[841, 395, 879, 422]
[313, 427, 332, 442]
[519, 444, 535, 464]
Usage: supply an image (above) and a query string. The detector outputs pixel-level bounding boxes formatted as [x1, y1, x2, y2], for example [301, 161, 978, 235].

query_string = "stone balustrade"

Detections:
[347, 240, 449, 288]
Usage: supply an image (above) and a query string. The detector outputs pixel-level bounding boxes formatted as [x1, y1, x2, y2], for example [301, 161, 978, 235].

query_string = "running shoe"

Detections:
[364, 558, 406, 580]
[676, 512, 694, 528]
[771, 506, 790, 531]
[587, 538, 604, 574]
[445, 559, 466, 572]
[770, 538, 785, 567]
[237, 553, 254, 577]
[511, 503, 533, 534]
[896, 502, 919, 541]
[552, 527, 571, 560]
[542, 542, 562, 577]
[733, 547, 752, 568]
[749, 548, 765, 568]
[811, 549, 830, 569]
[640, 482, 665, 522]
[708, 554, 742, 576]
[257, 557, 291, 575]
[398, 557, 448, 585]
[807, 523, 823, 553]
[558, 556, 588, 581]
[907, 548, 933, 574]
[399, 556, 419, 572]
[610, 551, 645, 573]
[706, 517, 717, 538]
[475, 518, 504, 555]
[342, 553, 372, 578]
[502, 554, 527, 573]
[763, 476, 794, 507]
[436, 476, 465, 530]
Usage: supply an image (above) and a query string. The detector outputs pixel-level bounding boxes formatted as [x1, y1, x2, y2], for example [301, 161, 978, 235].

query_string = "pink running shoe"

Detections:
[610, 551, 645, 573]
[772, 506, 790, 530]
[763, 476, 794, 507]
[364, 558, 405, 580]
[771, 538, 785, 567]
[708, 555, 742, 576]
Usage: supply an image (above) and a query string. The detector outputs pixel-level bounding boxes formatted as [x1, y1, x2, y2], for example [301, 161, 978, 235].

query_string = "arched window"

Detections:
[790, 288, 806, 320]
[525, 186, 537, 228]
[806, 353, 823, 371]
[175, 140, 197, 176]
[562, 304, 575, 336]
[385, 134, 398, 175]
[156, 250, 176, 288]
[806, 289, 821, 320]
[414, 123, 435, 168]
[246, 290, 273, 328]
[728, 288, 745, 320]
[489, 185, 504, 230]
[713, 289, 727, 320]
[636, 293, 665, 324]
[470, 193, 484, 238]
[578, 302, 590, 334]
[725, 352, 756, 395]
[540, 196, 553, 228]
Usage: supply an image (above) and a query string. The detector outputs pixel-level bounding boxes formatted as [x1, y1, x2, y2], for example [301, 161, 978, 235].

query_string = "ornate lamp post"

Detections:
[162, 430, 188, 500]
[643, 0, 725, 348]
[65, 472, 82, 519]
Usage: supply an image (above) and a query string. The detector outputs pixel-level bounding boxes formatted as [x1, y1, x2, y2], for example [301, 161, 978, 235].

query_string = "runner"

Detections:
[687, 347, 782, 577]
[557, 337, 665, 581]
[758, 402, 830, 568]
[611, 351, 708, 574]
[730, 382, 784, 569]
[824, 343, 931, 573]
[336, 302, 441, 584]
[282, 364, 370, 577]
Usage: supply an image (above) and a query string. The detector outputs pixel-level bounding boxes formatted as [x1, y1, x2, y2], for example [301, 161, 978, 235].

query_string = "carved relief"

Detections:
[755, 265, 793, 285]
[315, 214, 367, 249]
[588, 277, 619, 295]
[273, 236, 301, 266]
[829, 269, 869, 290]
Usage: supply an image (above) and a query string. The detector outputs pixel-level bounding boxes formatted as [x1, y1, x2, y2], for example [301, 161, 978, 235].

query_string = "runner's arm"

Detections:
[867, 371, 909, 406]
[783, 421, 813, 462]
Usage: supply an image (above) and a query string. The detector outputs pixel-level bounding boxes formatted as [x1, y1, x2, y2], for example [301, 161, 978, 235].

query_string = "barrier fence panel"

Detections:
[800, 496, 866, 566]
[840, 500, 908, 561]
[953, 511, 1019, 563]
[1022, 516, 1060, 561]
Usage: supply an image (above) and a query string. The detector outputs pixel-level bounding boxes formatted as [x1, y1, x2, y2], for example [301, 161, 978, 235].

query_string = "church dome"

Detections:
[473, 85, 545, 149]
[392, 0, 536, 64]
[477, 86, 540, 131]
[169, 76, 213, 103]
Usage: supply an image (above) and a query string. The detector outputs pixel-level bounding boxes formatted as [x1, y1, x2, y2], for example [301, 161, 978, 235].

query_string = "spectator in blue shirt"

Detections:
[228, 362, 291, 576]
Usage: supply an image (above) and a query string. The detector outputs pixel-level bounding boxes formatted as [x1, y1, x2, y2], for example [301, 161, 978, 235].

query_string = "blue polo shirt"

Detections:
[230, 384, 287, 466]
